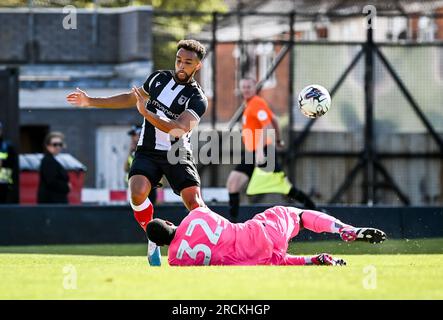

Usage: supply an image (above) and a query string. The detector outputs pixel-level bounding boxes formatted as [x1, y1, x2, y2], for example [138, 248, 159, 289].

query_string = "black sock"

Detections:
[148, 188, 157, 205]
[287, 186, 316, 209]
[228, 193, 240, 222]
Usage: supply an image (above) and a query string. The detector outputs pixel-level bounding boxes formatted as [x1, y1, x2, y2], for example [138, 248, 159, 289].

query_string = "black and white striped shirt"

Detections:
[138, 70, 208, 152]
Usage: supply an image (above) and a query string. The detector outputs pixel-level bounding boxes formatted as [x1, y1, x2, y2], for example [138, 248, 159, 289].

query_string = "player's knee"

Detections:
[226, 178, 235, 193]
[182, 192, 205, 210]
[130, 190, 148, 205]
[228, 173, 249, 193]
[227, 174, 241, 193]
[129, 181, 150, 205]
[185, 199, 202, 210]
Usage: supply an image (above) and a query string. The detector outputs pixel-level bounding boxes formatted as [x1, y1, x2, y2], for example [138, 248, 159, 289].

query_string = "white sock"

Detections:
[331, 221, 355, 233]
[148, 240, 158, 255]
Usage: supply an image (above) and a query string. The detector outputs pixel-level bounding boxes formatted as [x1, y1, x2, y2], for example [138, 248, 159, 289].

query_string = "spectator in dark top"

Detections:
[37, 132, 70, 204]
[0, 121, 19, 204]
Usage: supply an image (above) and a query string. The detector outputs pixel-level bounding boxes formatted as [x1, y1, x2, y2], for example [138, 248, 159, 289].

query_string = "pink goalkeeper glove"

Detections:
[311, 253, 346, 266]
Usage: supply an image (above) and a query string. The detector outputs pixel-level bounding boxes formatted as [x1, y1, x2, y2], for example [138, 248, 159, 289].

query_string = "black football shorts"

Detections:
[128, 148, 200, 195]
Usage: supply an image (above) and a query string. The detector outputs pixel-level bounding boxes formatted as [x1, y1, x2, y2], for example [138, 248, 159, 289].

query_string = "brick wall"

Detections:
[0, 6, 152, 63]
[435, 7, 443, 40]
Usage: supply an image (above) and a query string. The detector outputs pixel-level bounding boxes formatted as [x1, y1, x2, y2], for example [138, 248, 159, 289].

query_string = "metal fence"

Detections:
[162, 10, 443, 206]
[2, 1, 443, 205]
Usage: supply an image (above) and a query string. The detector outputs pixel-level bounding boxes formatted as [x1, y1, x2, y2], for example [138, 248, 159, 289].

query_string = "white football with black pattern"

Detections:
[298, 84, 331, 119]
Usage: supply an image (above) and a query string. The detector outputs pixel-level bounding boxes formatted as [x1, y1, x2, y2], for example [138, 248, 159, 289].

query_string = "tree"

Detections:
[150, 0, 227, 70]
[3, 0, 227, 70]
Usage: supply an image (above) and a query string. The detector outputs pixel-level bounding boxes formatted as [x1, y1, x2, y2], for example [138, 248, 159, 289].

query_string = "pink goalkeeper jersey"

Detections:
[167, 206, 302, 266]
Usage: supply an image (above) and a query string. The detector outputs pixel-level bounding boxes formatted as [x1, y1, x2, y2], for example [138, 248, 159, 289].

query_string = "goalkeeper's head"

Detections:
[146, 218, 177, 246]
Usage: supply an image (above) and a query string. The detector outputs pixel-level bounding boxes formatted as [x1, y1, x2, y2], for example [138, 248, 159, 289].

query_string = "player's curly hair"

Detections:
[177, 39, 206, 61]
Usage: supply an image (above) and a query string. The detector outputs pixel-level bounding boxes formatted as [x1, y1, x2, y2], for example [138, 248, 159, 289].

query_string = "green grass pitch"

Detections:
[1, 238, 442, 299]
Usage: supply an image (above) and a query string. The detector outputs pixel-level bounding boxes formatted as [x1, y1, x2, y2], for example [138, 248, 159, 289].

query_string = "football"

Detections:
[297, 84, 331, 119]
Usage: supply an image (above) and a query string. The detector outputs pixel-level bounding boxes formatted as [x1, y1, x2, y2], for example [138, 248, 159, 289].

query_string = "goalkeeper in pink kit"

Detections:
[146, 206, 386, 266]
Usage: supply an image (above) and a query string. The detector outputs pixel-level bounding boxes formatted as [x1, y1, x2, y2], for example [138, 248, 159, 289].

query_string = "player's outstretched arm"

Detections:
[310, 253, 346, 266]
[66, 87, 140, 109]
[133, 86, 199, 137]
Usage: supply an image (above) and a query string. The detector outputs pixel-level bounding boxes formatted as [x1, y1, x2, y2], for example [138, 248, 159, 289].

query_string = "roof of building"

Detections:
[223, 0, 443, 14]
[20, 153, 87, 171]
[194, 0, 443, 41]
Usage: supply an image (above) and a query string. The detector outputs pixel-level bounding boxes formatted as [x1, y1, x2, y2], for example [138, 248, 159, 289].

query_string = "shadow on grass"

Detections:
[290, 238, 443, 255]
[0, 244, 149, 257]
[0, 238, 442, 257]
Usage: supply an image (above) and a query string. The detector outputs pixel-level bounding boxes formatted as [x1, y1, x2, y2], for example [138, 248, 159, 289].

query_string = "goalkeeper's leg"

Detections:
[300, 209, 387, 244]
[227, 170, 251, 222]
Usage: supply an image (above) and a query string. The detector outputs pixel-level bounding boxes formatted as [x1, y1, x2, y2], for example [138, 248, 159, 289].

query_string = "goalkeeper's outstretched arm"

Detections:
[281, 253, 346, 266]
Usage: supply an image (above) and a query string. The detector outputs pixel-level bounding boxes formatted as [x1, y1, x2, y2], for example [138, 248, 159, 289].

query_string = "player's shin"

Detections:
[130, 196, 154, 232]
[300, 210, 353, 234]
[228, 193, 240, 222]
[130, 197, 161, 266]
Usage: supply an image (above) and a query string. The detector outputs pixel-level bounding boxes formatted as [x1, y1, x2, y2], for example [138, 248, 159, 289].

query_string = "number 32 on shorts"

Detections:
[176, 218, 224, 265]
